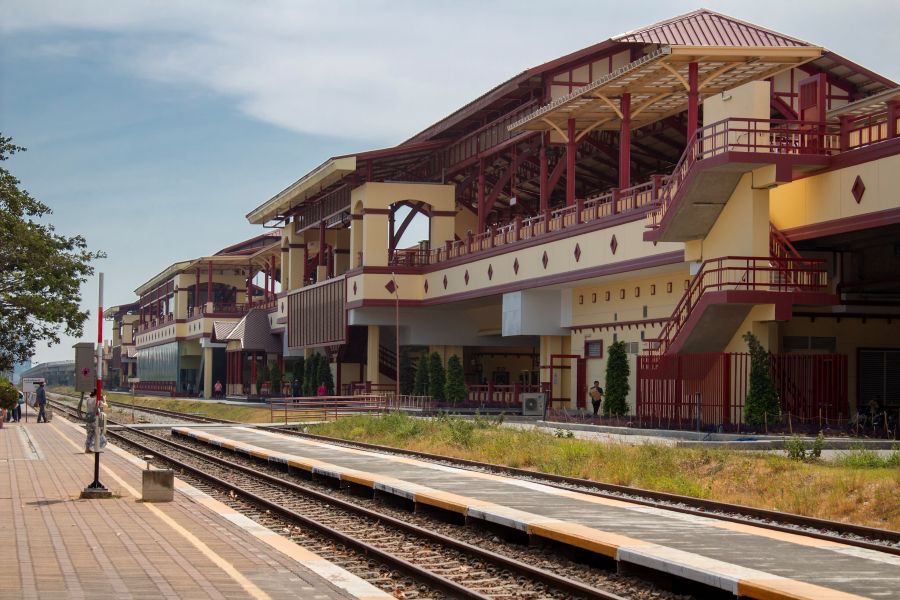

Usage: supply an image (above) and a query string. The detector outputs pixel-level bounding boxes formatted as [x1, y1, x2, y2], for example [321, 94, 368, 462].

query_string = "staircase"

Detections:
[646, 230, 833, 356]
[644, 118, 833, 243]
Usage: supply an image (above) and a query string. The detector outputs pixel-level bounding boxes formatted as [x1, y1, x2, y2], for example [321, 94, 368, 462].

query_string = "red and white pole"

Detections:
[96, 272, 103, 411]
[82, 272, 110, 497]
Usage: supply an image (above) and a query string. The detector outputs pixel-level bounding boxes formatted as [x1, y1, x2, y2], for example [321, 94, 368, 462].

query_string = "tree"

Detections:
[255, 361, 266, 397]
[413, 353, 429, 396]
[444, 354, 467, 405]
[269, 361, 282, 397]
[743, 331, 780, 427]
[0, 379, 18, 413]
[604, 341, 630, 416]
[0, 135, 105, 372]
[428, 352, 445, 401]
[291, 357, 304, 384]
[303, 353, 318, 395]
[399, 347, 415, 395]
[317, 354, 334, 395]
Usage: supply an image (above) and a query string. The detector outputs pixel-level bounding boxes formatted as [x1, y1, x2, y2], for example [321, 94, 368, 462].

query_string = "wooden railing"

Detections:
[467, 383, 548, 406]
[646, 117, 839, 232]
[269, 395, 388, 423]
[645, 256, 828, 356]
[840, 109, 897, 151]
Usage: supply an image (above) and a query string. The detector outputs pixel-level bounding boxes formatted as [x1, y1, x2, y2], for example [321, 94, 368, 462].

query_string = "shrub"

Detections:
[785, 436, 808, 461]
[742, 331, 780, 426]
[413, 353, 429, 396]
[834, 447, 900, 468]
[255, 363, 266, 397]
[444, 354, 467, 405]
[0, 379, 18, 411]
[428, 353, 445, 402]
[318, 354, 334, 395]
[399, 348, 415, 395]
[303, 354, 318, 396]
[604, 341, 630, 416]
[269, 362, 282, 397]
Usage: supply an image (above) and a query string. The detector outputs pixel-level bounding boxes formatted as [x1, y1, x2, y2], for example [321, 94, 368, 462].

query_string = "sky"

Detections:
[1, 0, 897, 365]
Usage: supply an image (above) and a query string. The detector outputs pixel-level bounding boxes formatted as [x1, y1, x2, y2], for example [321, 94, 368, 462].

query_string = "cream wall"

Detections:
[770, 154, 900, 231]
[703, 81, 770, 128]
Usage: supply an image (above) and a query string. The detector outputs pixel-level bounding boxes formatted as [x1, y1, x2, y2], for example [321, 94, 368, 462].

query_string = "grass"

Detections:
[307, 412, 900, 531]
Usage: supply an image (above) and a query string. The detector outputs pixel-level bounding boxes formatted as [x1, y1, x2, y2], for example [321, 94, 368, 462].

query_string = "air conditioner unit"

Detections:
[521, 393, 546, 417]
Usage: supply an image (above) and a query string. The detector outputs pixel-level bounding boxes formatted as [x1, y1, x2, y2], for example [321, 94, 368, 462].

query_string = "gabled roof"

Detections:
[613, 8, 812, 48]
[220, 309, 280, 353]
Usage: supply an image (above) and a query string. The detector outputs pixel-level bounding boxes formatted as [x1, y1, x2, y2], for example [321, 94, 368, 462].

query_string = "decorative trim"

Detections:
[345, 250, 684, 309]
[571, 317, 669, 333]
[782, 207, 900, 242]
[361, 208, 391, 215]
[430, 210, 457, 217]
[851, 175, 865, 204]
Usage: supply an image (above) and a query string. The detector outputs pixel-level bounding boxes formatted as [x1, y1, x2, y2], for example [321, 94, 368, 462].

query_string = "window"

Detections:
[650, 284, 656, 295]
[585, 340, 603, 358]
[860, 349, 900, 407]
[579, 295, 584, 305]
[592, 293, 597, 303]
[619, 289, 625, 299]
[605, 291, 611, 301]
[634, 286, 640, 297]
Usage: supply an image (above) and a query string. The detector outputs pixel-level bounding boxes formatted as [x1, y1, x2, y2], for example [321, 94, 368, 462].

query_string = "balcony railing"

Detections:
[389, 176, 666, 267]
[645, 255, 828, 357]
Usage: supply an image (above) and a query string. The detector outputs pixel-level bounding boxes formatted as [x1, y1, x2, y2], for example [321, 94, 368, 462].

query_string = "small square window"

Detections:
[650, 284, 656, 295]
[579, 295, 584, 305]
[605, 291, 611, 301]
[634, 286, 640, 298]
[584, 340, 603, 358]
[619, 289, 625, 299]
[592, 293, 597, 303]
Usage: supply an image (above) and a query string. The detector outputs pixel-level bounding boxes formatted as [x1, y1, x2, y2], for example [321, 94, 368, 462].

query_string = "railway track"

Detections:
[53, 393, 900, 555]
[52, 399, 657, 600]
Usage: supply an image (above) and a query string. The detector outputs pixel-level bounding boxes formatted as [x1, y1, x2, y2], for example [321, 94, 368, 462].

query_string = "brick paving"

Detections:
[0, 419, 379, 600]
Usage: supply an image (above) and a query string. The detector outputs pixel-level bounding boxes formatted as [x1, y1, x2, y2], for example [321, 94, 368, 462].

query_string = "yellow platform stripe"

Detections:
[738, 578, 870, 600]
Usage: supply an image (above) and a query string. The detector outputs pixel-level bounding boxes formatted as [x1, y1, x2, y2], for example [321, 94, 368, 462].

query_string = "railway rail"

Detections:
[51, 398, 648, 600]
[53, 393, 900, 555]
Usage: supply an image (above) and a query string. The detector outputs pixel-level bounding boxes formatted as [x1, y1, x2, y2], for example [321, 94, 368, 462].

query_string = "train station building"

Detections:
[123, 9, 899, 425]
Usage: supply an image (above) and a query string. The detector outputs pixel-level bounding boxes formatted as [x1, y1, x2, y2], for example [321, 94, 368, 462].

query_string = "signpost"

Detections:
[128, 377, 141, 423]
[81, 273, 111, 499]
[21, 377, 45, 423]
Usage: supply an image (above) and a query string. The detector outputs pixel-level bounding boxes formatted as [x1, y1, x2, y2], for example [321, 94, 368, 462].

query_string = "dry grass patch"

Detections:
[310, 413, 899, 531]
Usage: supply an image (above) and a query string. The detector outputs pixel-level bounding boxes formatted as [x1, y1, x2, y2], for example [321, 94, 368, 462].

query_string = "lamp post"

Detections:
[391, 272, 400, 399]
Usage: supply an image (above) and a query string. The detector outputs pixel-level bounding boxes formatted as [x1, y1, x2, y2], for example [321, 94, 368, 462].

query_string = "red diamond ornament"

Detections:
[513, 258, 519, 274]
[610, 235, 618, 255]
[424, 280, 429, 293]
[487, 264, 493, 280]
[443, 274, 448, 289]
[574, 243, 581, 262]
[384, 280, 396, 294]
[851, 175, 865, 204]
[352, 281, 357, 294]
[464, 270, 470, 285]
[542, 251, 549, 269]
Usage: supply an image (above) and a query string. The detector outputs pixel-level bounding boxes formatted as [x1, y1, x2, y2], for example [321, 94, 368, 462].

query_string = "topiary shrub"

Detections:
[399, 348, 415, 395]
[603, 340, 630, 416]
[269, 361, 282, 397]
[318, 354, 334, 395]
[428, 352, 445, 402]
[444, 354, 467, 405]
[742, 331, 780, 427]
[414, 352, 429, 396]
[255, 362, 266, 397]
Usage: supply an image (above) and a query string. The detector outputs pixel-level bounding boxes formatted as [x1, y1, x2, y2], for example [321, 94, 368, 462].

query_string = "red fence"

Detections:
[637, 353, 847, 429]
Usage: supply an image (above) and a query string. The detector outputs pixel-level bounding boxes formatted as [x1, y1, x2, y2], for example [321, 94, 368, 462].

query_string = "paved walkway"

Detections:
[0, 418, 389, 600]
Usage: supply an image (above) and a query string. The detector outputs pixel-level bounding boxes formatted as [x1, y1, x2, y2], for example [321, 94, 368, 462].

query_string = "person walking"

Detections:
[589, 380, 603, 417]
[36, 382, 48, 423]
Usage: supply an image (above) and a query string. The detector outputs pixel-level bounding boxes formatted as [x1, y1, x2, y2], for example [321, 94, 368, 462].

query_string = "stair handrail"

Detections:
[646, 255, 827, 356]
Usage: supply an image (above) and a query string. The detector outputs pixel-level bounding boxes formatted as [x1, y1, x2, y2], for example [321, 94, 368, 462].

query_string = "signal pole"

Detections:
[82, 272, 111, 499]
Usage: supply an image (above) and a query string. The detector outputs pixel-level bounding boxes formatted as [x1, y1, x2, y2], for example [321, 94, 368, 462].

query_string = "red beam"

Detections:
[619, 93, 631, 189]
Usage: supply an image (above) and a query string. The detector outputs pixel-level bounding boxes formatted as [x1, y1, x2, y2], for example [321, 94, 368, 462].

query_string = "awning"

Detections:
[509, 44, 823, 139]
[827, 87, 900, 119]
[222, 309, 281, 354]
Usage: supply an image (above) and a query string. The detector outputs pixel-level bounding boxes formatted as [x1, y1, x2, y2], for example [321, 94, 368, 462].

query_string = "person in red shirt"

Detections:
[316, 382, 328, 396]
[213, 380, 223, 399]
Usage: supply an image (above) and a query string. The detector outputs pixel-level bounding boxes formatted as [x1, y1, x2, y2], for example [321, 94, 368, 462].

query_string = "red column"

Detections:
[539, 138, 548, 214]
[246, 266, 252, 307]
[206, 262, 213, 306]
[195, 268, 200, 310]
[250, 353, 256, 396]
[687, 62, 699, 140]
[888, 101, 899, 140]
[476, 159, 486, 232]
[302, 246, 309, 285]
[619, 93, 631, 189]
[263, 265, 269, 301]
[271, 256, 277, 296]
[566, 118, 576, 206]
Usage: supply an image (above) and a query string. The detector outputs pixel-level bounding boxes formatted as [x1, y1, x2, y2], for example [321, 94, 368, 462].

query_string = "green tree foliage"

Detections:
[256, 361, 266, 396]
[292, 357, 304, 383]
[317, 354, 334, 395]
[428, 352, 445, 401]
[742, 331, 780, 426]
[399, 347, 415, 395]
[0, 136, 105, 372]
[0, 379, 18, 412]
[413, 352, 429, 396]
[444, 354, 467, 405]
[303, 353, 318, 396]
[603, 341, 630, 416]
[269, 361, 282, 397]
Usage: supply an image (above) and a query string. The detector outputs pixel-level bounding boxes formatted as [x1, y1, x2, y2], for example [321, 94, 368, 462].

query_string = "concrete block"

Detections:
[142, 469, 174, 502]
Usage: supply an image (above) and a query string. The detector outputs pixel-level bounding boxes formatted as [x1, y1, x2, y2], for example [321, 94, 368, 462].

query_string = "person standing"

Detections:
[213, 380, 223, 399]
[291, 378, 300, 398]
[36, 382, 48, 423]
[589, 380, 603, 417]
[316, 382, 328, 397]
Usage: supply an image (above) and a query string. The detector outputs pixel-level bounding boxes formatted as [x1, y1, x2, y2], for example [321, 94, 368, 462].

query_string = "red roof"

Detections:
[614, 9, 811, 48]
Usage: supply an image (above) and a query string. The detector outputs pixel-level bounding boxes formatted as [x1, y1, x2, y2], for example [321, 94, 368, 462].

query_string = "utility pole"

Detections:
[82, 273, 111, 499]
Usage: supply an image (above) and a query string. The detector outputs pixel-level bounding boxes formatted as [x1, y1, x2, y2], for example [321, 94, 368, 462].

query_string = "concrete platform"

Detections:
[0, 419, 390, 600]
[174, 425, 900, 600]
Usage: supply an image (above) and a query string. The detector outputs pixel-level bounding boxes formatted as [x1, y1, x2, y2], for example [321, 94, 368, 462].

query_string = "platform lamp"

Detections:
[82, 272, 111, 499]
